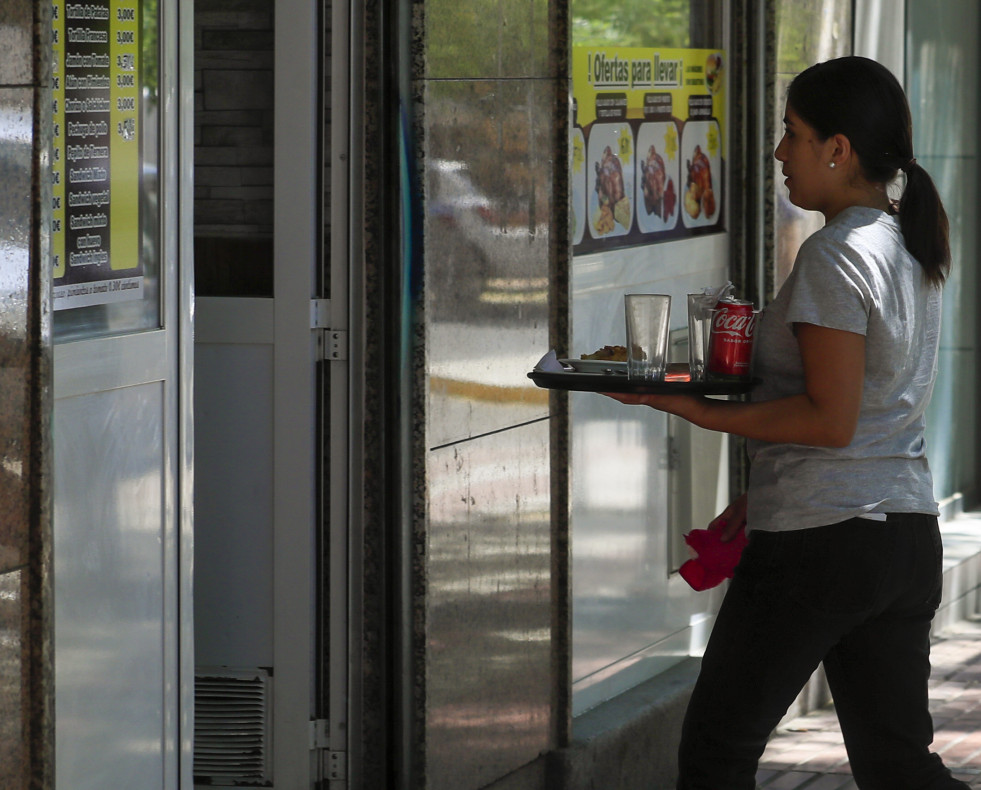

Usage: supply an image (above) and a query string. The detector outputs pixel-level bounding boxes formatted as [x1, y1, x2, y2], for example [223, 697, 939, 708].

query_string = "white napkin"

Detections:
[534, 350, 567, 372]
[690, 280, 735, 319]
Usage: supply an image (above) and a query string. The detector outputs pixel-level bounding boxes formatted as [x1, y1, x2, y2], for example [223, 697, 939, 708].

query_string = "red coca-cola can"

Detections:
[707, 298, 758, 380]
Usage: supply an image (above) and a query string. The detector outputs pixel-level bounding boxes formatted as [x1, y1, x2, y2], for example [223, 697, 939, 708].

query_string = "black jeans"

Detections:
[677, 514, 969, 790]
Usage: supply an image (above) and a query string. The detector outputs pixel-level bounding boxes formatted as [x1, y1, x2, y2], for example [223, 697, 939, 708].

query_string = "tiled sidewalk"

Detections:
[756, 617, 981, 789]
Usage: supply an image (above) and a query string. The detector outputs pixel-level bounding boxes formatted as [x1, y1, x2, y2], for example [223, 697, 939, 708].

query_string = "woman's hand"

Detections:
[601, 391, 705, 421]
[708, 492, 748, 543]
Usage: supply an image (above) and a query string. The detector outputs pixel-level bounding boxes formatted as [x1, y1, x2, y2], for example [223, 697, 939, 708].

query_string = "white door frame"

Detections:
[272, 0, 325, 785]
[177, 0, 195, 779]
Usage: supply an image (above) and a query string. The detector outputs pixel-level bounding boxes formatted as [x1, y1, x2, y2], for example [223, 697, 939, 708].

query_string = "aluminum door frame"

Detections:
[325, 0, 357, 783]
[51, 0, 194, 784]
[272, 0, 363, 784]
[271, 0, 328, 786]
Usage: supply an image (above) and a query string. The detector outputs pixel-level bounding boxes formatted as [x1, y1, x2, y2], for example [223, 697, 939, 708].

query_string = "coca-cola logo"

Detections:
[712, 308, 758, 339]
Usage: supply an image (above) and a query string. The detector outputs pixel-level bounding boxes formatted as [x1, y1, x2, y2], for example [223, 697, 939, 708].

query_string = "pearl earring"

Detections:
[828, 162, 837, 169]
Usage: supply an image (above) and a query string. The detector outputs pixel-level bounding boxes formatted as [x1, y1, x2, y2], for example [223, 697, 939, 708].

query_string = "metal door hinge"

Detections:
[310, 299, 348, 362]
[310, 721, 347, 783]
[326, 750, 347, 781]
[309, 718, 329, 750]
[310, 299, 332, 330]
[325, 330, 347, 361]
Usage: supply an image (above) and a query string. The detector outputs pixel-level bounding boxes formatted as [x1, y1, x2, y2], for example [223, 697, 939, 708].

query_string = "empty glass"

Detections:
[624, 294, 671, 381]
[687, 292, 713, 381]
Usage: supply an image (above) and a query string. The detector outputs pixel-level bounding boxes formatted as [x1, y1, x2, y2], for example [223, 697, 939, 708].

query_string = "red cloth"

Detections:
[679, 526, 748, 591]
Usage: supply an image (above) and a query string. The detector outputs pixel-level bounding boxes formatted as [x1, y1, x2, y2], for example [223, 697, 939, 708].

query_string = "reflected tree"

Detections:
[143, 0, 158, 102]
[572, 0, 691, 47]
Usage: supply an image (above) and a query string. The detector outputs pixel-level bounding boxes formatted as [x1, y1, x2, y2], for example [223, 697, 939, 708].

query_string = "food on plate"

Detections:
[684, 188, 701, 219]
[593, 205, 616, 235]
[613, 196, 631, 229]
[641, 145, 666, 215]
[593, 145, 630, 233]
[702, 186, 716, 217]
[663, 178, 677, 219]
[684, 145, 716, 220]
[581, 344, 628, 361]
[595, 147, 625, 208]
[640, 144, 676, 220]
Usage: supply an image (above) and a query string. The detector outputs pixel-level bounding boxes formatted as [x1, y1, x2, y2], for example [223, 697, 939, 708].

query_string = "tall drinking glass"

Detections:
[687, 293, 713, 381]
[624, 294, 671, 382]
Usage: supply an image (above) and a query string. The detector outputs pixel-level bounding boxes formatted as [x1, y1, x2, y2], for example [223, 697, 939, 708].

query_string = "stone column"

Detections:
[0, 1, 54, 788]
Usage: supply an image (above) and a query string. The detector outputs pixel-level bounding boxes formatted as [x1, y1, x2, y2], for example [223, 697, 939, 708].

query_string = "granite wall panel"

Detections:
[0, 86, 34, 577]
[0, 571, 25, 788]
[0, 0, 33, 85]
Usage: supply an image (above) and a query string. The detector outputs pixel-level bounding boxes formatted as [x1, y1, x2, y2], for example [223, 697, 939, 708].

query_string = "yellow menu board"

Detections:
[51, 0, 142, 310]
[571, 46, 726, 253]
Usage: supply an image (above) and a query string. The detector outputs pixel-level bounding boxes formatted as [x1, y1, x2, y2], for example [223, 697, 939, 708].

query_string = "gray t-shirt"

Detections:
[746, 205, 942, 532]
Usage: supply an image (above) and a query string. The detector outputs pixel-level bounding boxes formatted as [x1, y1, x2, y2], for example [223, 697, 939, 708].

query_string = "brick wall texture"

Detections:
[194, 0, 275, 295]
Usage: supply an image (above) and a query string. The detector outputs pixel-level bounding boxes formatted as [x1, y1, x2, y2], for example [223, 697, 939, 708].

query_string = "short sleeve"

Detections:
[785, 234, 871, 335]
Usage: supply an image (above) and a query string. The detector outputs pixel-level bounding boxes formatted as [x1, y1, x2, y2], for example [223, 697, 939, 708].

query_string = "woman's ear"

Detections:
[829, 133, 853, 169]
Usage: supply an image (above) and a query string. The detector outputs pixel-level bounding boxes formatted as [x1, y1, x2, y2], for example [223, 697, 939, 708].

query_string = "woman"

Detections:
[606, 57, 965, 789]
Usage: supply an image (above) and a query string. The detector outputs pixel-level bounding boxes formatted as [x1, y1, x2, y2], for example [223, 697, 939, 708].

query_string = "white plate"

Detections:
[560, 359, 628, 374]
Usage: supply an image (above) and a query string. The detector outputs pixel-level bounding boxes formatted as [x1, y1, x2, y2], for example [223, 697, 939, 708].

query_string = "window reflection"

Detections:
[771, 0, 850, 294]
[774, 178, 821, 289]
[572, 0, 722, 49]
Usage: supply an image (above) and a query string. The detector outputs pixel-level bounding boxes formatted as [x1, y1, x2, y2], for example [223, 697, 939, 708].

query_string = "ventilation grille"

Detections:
[194, 668, 272, 786]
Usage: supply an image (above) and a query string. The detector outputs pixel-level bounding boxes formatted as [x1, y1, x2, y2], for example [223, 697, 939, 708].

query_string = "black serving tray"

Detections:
[528, 365, 758, 396]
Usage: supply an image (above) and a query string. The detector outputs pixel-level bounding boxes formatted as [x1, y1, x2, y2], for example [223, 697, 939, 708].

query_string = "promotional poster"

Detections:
[572, 46, 726, 254]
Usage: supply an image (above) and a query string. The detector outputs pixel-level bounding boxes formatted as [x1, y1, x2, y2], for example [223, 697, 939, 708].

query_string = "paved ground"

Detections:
[756, 617, 981, 789]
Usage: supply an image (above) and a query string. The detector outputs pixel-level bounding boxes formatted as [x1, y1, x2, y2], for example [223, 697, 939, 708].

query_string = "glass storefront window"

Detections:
[906, 0, 980, 506]
[52, 0, 161, 342]
[771, 0, 850, 292]
[569, 0, 727, 715]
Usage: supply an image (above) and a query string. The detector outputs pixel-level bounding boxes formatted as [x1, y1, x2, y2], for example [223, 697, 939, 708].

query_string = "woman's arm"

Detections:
[605, 323, 865, 448]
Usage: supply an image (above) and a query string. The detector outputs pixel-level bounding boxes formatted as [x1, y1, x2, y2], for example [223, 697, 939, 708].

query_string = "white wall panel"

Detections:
[193, 342, 274, 667]
[54, 383, 167, 788]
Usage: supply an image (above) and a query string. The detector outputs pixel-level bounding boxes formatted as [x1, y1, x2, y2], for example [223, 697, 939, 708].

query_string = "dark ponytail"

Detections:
[787, 56, 951, 286]
[897, 162, 950, 285]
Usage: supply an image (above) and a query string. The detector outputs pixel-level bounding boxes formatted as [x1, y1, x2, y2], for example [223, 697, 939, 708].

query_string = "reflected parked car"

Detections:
[426, 158, 548, 322]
